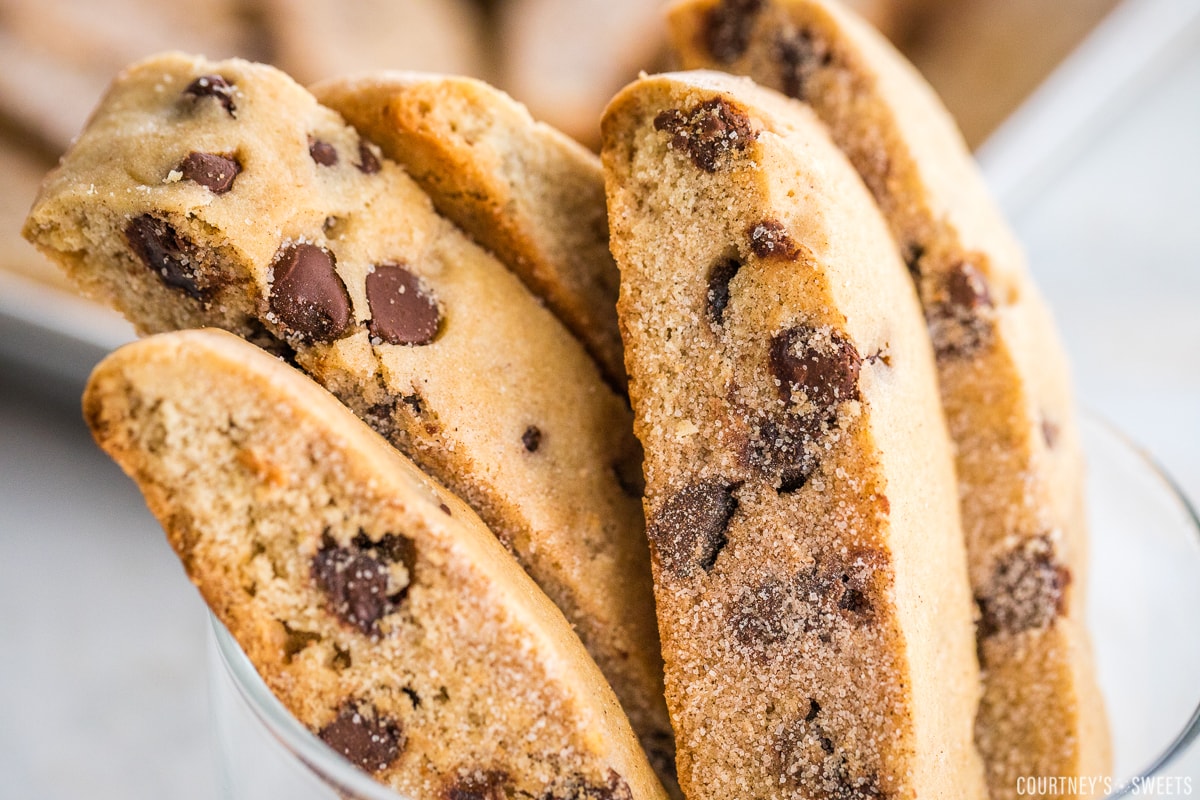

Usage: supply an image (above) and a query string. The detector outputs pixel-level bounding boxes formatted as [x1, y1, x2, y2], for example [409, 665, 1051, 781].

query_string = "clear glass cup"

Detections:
[208, 414, 1200, 799]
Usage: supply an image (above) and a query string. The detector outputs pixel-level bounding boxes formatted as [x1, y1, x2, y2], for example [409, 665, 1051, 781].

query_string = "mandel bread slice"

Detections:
[83, 328, 667, 800]
[666, 2, 1110, 796]
[312, 72, 627, 390]
[22, 52, 673, 786]
[603, 69, 986, 800]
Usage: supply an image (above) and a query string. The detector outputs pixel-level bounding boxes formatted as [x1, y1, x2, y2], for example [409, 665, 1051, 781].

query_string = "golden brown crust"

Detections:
[667, 2, 1110, 795]
[604, 70, 985, 800]
[83, 329, 667, 800]
[312, 72, 627, 390]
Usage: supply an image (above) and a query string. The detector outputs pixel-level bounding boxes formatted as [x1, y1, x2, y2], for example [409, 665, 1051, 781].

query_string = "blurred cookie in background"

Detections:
[906, 0, 1121, 147]
[260, 0, 491, 85]
[0, 143, 73, 291]
[0, 0, 255, 154]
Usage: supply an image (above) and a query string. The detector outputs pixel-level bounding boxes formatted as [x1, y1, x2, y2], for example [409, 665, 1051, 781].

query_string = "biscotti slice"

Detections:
[83, 328, 666, 800]
[312, 72, 626, 389]
[667, 2, 1110, 795]
[22, 52, 673, 785]
[603, 70, 986, 800]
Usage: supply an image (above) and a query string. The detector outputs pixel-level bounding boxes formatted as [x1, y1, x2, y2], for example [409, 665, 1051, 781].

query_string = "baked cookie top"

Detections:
[84, 328, 666, 800]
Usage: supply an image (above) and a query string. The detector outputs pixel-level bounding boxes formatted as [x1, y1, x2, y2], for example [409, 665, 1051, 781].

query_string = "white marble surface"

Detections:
[2, 5, 1198, 798]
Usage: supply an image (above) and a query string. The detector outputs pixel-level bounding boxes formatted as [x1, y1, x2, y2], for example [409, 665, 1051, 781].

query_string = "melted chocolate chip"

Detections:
[749, 219, 801, 260]
[929, 261, 995, 359]
[653, 98, 757, 172]
[309, 137, 339, 166]
[540, 771, 633, 800]
[178, 151, 240, 193]
[777, 28, 830, 100]
[366, 263, 441, 345]
[769, 326, 862, 409]
[776, 714, 884, 800]
[977, 537, 1070, 637]
[521, 425, 543, 453]
[357, 140, 382, 174]
[647, 481, 737, 578]
[269, 243, 351, 341]
[707, 258, 742, 324]
[445, 769, 511, 800]
[311, 532, 414, 635]
[704, 0, 765, 63]
[183, 74, 236, 116]
[742, 414, 819, 491]
[318, 702, 404, 773]
[124, 214, 206, 299]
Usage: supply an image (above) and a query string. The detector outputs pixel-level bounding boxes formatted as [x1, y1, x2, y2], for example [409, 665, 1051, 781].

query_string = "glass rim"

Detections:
[210, 411, 1200, 799]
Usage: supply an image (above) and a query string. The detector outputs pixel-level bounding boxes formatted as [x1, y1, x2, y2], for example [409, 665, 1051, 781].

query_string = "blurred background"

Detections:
[1, 0, 1196, 797]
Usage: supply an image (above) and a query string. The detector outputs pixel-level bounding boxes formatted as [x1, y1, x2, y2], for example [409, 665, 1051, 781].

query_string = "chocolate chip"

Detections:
[269, 243, 351, 341]
[366, 263, 441, 346]
[311, 532, 413, 636]
[902, 242, 925, 281]
[777, 29, 830, 101]
[309, 137, 339, 166]
[977, 536, 1070, 638]
[707, 258, 742, 324]
[769, 326, 862, 409]
[704, 0, 765, 63]
[402, 687, 421, 709]
[521, 425, 542, 453]
[647, 481, 737, 577]
[742, 414, 819, 492]
[749, 219, 801, 260]
[653, 98, 757, 172]
[776, 715, 883, 800]
[183, 74, 236, 116]
[124, 214, 206, 299]
[178, 151, 240, 193]
[929, 261, 995, 359]
[439, 503, 452, 516]
[357, 140, 382, 174]
[445, 769, 510, 800]
[1042, 417, 1060, 449]
[317, 702, 404, 773]
[540, 771, 633, 800]
[730, 579, 794, 647]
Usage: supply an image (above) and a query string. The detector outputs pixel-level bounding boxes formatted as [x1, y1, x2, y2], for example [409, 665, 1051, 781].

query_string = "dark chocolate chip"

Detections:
[929, 260, 995, 358]
[749, 219, 801, 260]
[769, 326, 862, 409]
[647, 481, 737, 578]
[317, 702, 404, 773]
[740, 413, 820, 492]
[540, 771, 633, 800]
[1042, 417, 1060, 449]
[653, 98, 757, 172]
[730, 579, 793, 647]
[776, 28, 830, 101]
[357, 140, 382, 174]
[124, 214, 206, 299]
[445, 769, 510, 800]
[269, 243, 351, 341]
[521, 425, 543, 453]
[366, 263, 441, 346]
[707, 258, 742, 325]
[178, 151, 240, 194]
[309, 137, 339, 166]
[312, 532, 413, 636]
[183, 74, 236, 116]
[704, 0, 765, 63]
[902, 242, 925, 281]
[977, 536, 1071, 637]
